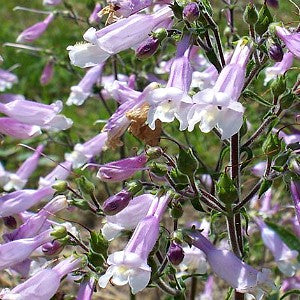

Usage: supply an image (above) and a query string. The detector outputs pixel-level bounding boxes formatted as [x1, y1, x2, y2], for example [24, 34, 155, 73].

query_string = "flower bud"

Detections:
[149, 162, 168, 177]
[269, 44, 284, 62]
[262, 133, 281, 157]
[146, 147, 162, 160]
[51, 225, 68, 239]
[102, 189, 132, 215]
[170, 203, 183, 219]
[76, 176, 95, 195]
[255, 5, 273, 35]
[270, 75, 286, 98]
[40, 59, 54, 86]
[266, 0, 279, 8]
[52, 180, 68, 192]
[243, 3, 258, 25]
[3, 216, 17, 229]
[216, 173, 238, 205]
[126, 181, 143, 195]
[167, 242, 184, 265]
[136, 36, 159, 60]
[42, 240, 64, 256]
[183, 2, 200, 23]
[70, 198, 90, 210]
[177, 148, 198, 177]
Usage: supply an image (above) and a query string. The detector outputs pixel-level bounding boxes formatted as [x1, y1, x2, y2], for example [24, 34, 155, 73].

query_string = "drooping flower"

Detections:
[0, 68, 18, 92]
[184, 229, 276, 299]
[65, 132, 108, 168]
[40, 59, 54, 86]
[0, 186, 54, 217]
[0, 117, 41, 139]
[187, 39, 251, 139]
[76, 277, 95, 300]
[4, 145, 44, 191]
[16, 14, 55, 43]
[68, 6, 173, 68]
[38, 161, 72, 188]
[3, 195, 67, 241]
[97, 153, 147, 182]
[0, 99, 72, 131]
[275, 26, 300, 59]
[67, 64, 103, 106]
[0, 229, 53, 270]
[264, 52, 294, 85]
[0, 256, 81, 300]
[102, 193, 156, 240]
[255, 217, 298, 276]
[99, 194, 171, 294]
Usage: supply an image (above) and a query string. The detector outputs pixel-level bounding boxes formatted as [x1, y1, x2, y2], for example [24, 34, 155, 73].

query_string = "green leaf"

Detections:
[280, 290, 300, 300]
[89, 231, 109, 257]
[243, 90, 273, 107]
[265, 221, 300, 255]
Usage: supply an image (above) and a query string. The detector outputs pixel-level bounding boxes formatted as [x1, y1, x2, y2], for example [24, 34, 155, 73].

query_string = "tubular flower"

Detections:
[4, 145, 44, 191]
[67, 64, 104, 106]
[275, 26, 300, 59]
[68, 6, 173, 68]
[185, 229, 276, 299]
[16, 14, 55, 43]
[102, 193, 156, 240]
[89, 3, 102, 25]
[99, 194, 171, 294]
[0, 69, 18, 92]
[0, 229, 53, 270]
[76, 278, 95, 300]
[65, 132, 108, 168]
[40, 59, 54, 86]
[187, 39, 251, 139]
[97, 153, 147, 182]
[255, 217, 298, 276]
[0, 187, 54, 217]
[0, 256, 82, 300]
[0, 99, 72, 131]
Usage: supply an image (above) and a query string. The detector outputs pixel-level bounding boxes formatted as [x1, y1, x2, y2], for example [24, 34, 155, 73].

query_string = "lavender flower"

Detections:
[76, 278, 95, 300]
[0, 187, 54, 217]
[187, 39, 251, 139]
[264, 52, 294, 85]
[4, 145, 44, 191]
[185, 230, 276, 298]
[40, 59, 54, 85]
[67, 64, 103, 106]
[0, 256, 81, 300]
[68, 7, 173, 68]
[17, 14, 55, 43]
[290, 180, 300, 225]
[199, 276, 214, 300]
[281, 275, 300, 292]
[0, 99, 72, 131]
[0, 117, 41, 139]
[275, 26, 300, 59]
[65, 132, 108, 168]
[99, 194, 171, 294]
[255, 218, 298, 276]
[0, 93, 25, 103]
[0, 69, 18, 92]
[183, 2, 200, 23]
[89, 3, 102, 25]
[97, 154, 147, 182]
[38, 161, 72, 188]
[0, 229, 53, 270]
[102, 193, 156, 240]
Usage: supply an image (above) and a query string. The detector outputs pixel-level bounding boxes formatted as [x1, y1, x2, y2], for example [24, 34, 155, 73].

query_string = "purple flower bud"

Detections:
[76, 278, 95, 300]
[0, 93, 25, 103]
[40, 59, 54, 85]
[97, 154, 147, 182]
[136, 36, 160, 60]
[16, 14, 55, 43]
[42, 240, 64, 256]
[89, 3, 102, 25]
[0, 69, 18, 92]
[183, 2, 200, 23]
[0, 117, 41, 139]
[167, 242, 184, 265]
[102, 189, 132, 215]
[290, 180, 300, 225]
[266, 0, 279, 8]
[2, 216, 17, 229]
[269, 44, 284, 62]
